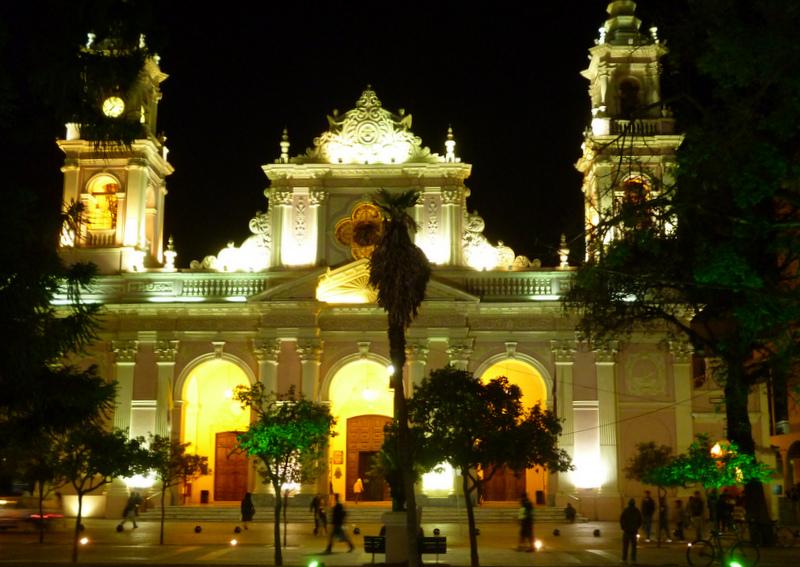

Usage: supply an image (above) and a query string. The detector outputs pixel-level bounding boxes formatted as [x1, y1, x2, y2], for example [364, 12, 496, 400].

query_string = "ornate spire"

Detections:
[445, 125, 456, 163]
[280, 128, 290, 163]
[602, 1, 646, 46]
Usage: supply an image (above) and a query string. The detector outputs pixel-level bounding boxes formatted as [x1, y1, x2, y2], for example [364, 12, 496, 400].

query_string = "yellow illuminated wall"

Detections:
[181, 359, 251, 503]
[480, 359, 548, 498]
[327, 359, 393, 498]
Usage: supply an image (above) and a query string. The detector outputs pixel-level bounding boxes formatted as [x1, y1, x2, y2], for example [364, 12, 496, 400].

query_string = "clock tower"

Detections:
[58, 33, 173, 274]
[576, 1, 682, 255]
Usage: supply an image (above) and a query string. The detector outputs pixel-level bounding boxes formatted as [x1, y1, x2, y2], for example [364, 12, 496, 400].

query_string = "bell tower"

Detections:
[576, 1, 682, 254]
[58, 33, 173, 274]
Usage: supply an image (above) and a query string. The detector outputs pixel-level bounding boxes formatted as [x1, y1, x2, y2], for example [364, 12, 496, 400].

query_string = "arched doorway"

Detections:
[479, 358, 548, 504]
[327, 359, 393, 502]
[180, 359, 251, 503]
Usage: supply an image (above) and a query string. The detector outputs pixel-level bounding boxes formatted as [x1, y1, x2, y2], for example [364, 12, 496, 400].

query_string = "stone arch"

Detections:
[473, 351, 553, 410]
[174, 352, 256, 403]
[617, 75, 641, 117]
[324, 356, 394, 502]
[473, 352, 553, 503]
[83, 172, 121, 234]
[174, 354, 256, 504]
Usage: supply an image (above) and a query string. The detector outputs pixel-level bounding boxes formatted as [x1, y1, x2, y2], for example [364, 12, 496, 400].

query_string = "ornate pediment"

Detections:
[299, 88, 438, 165]
[316, 259, 377, 304]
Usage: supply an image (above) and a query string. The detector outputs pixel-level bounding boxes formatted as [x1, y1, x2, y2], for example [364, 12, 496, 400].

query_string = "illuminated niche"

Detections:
[85, 174, 120, 233]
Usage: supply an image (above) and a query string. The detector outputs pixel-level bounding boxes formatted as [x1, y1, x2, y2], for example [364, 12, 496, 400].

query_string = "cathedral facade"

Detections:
[56, 2, 777, 521]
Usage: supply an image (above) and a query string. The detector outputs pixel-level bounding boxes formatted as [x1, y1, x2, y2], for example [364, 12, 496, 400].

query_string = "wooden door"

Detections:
[483, 467, 526, 502]
[346, 415, 391, 501]
[214, 431, 248, 501]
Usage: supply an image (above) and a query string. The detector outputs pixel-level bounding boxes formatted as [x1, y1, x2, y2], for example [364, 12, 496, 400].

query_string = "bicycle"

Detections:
[686, 530, 760, 567]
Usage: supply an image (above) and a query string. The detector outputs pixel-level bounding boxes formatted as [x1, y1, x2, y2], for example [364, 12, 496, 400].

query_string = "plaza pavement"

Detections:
[0, 517, 795, 566]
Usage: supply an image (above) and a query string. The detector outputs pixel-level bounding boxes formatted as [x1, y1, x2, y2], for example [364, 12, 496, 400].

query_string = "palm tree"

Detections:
[354, 188, 430, 567]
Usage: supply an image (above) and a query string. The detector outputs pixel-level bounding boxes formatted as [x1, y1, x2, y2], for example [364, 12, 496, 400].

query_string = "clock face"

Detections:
[102, 96, 125, 118]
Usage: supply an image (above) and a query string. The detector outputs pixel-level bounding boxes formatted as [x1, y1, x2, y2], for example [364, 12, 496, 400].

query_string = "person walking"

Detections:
[310, 495, 327, 535]
[620, 498, 643, 564]
[517, 492, 535, 552]
[657, 496, 672, 543]
[673, 499, 687, 541]
[689, 491, 705, 541]
[353, 478, 364, 504]
[240, 492, 255, 530]
[641, 490, 655, 542]
[118, 492, 141, 530]
[565, 502, 577, 523]
[324, 493, 354, 554]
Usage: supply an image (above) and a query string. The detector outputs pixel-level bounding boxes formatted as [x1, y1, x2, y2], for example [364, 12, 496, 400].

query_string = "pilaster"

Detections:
[594, 340, 619, 494]
[296, 339, 323, 400]
[670, 340, 694, 452]
[112, 340, 138, 434]
[253, 339, 282, 394]
[154, 340, 178, 438]
[405, 341, 430, 394]
[551, 340, 576, 494]
[446, 339, 473, 371]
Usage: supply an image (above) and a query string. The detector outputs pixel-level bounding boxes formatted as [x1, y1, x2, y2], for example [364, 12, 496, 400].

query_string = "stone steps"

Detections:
[138, 504, 586, 524]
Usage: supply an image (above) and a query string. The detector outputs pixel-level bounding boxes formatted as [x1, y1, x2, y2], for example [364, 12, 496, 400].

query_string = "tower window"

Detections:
[618, 78, 641, 118]
[85, 174, 120, 232]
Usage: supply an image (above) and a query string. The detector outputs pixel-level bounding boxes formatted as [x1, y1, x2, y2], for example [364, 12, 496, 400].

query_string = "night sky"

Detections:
[153, 4, 614, 268]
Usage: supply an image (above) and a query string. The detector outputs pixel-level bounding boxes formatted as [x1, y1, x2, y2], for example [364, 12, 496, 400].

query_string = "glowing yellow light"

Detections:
[571, 454, 606, 489]
[387, 365, 395, 376]
[230, 538, 238, 546]
[362, 387, 378, 402]
[465, 241, 499, 271]
[418, 235, 449, 265]
[80, 537, 89, 545]
[224, 389, 233, 399]
[534, 539, 543, 551]
[710, 442, 723, 458]
[124, 472, 157, 489]
[422, 462, 454, 495]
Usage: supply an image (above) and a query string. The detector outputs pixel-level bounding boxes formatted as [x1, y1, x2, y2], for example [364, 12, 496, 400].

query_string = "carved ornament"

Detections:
[112, 340, 139, 363]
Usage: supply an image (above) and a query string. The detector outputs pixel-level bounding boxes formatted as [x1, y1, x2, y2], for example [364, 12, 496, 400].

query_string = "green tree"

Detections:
[56, 427, 150, 562]
[355, 188, 431, 567]
[409, 367, 572, 567]
[624, 442, 680, 546]
[235, 384, 335, 566]
[178, 453, 210, 504]
[148, 436, 209, 545]
[565, 1, 800, 531]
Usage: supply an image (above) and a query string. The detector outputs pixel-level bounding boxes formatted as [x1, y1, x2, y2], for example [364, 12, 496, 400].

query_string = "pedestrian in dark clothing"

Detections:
[621, 498, 643, 564]
[240, 492, 255, 530]
[118, 492, 142, 530]
[641, 490, 655, 542]
[673, 499, 686, 541]
[310, 495, 327, 535]
[657, 496, 672, 542]
[324, 493, 354, 553]
[689, 491, 705, 541]
[565, 502, 577, 523]
[517, 492, 535, 552]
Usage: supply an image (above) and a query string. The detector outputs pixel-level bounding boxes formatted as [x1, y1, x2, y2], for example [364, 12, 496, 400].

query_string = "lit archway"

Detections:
[327, 358, 393, 502]
[479, 358, 549, 503]
[180, 358, 251, 503]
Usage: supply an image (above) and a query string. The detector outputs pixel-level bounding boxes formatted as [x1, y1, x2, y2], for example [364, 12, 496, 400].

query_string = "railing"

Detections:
[82, 229, 117, 247]
[442, 270, 573, 301]
[610, 118, 676, 136]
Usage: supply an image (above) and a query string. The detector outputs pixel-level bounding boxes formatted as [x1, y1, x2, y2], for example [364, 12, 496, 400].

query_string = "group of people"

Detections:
[620, 488, 746, 564]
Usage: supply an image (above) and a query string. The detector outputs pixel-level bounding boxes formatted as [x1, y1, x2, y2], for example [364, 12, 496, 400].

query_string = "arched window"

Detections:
[618, 77, 641, 118]
[85, 174, 120, 231]
[616, 175, 654, 231]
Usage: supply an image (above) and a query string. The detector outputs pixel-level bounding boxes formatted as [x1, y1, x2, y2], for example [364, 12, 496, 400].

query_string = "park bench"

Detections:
[364, 535, 386, 563]
[363, 534, 447, 564]
[420, 535, 447, 563]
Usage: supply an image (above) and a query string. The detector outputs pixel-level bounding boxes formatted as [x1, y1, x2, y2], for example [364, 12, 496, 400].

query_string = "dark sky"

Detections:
[153, 3, 615, 267]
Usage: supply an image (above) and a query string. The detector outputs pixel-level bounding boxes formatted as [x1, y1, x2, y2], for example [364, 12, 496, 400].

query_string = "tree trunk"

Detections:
[37, 481, 45, 544]
[273, 480, 283, 566]
[462, 471, 480, 567]
[389, 323, 420, 567]
[160, 484, 166, 545]
[71, 493, 83, 563]
[724, 362, 769, 541]
[283, 490, 289, 548]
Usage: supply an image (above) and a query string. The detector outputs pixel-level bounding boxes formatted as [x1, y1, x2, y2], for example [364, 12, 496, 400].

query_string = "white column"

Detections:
[310, 190, 327, 266]
[441, 187, 462, 265]
[670, 340, 694, 453]
[551, 340, 576, 495]
[154, 340, 178, 438]
[405, 342, 429, 395]
[269, 189, 292, 267]
[123, 162, 147, 247]
[112, 340, 138, 433]
[446, 339, 473, 372]
[61, 160, 81, 206]
[594, 341, 619, 496]
[296, 340, 323, 400]
[253, 339, 281, 393]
